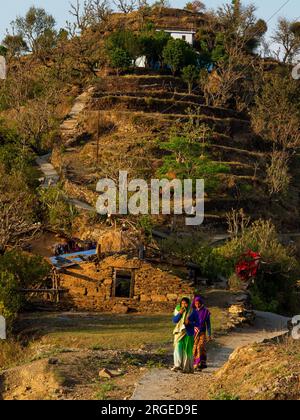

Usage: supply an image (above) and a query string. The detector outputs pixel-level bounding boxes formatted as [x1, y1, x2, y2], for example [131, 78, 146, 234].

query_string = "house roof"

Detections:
[156, 28, 197, 34]
[50, 248, 96, 269]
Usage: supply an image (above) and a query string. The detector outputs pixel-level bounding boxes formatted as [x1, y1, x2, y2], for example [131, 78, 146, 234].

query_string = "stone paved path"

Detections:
[60, 87, 94, 146]
[131, 311, 290, 400]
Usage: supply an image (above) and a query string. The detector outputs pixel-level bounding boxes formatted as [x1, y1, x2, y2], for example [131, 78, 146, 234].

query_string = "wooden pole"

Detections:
[96, 110, 100, 166]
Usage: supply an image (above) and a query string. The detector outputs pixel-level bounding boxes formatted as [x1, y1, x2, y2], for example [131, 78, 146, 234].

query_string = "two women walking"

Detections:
[172, 295, 211, 373]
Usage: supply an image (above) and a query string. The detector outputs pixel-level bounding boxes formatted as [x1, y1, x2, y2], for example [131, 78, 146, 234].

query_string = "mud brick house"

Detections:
[58, 254, 193, 313]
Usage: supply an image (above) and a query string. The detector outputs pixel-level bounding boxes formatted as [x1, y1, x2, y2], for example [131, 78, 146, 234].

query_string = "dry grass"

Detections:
[211, 337, 300, 400]
[27, 308, 227, 352]
[0, 340, 30, 370]
[0, 307, 228, 372]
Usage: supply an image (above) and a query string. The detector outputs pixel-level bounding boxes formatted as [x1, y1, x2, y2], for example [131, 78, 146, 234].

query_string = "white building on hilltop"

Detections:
[157, 29, 196, 45]
[135, 28, 196, 68]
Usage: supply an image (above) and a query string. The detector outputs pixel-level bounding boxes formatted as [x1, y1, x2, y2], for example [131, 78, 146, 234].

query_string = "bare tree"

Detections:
[251, 73, 300, 151]
[0, 168, 40, 254]
[272, 18, 300, 64]
[112, 0, 137, 14]
[68, 0, 112, 33]
[201, 46, 255, 108]
[184, 1, 206, 13]
[226, 208, 250, 239]
[266, 150, 291, 197]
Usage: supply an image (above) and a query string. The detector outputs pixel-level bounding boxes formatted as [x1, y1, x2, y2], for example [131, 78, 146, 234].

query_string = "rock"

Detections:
[151, 295, 168, 303]
[99, 368, 114, 379]
[167, 294, 178, 301]
[48, 358, 59, 365]
[228, 304, 244, 315]
[140, 295, 152, 302]
[112, 303, 129, 314]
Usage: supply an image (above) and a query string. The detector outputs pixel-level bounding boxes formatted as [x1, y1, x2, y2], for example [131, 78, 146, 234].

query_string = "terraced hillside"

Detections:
[53, 75, 300, 231]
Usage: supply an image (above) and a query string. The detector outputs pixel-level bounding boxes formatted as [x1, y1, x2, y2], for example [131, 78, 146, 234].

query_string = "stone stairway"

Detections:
[60, 86, 94, 146]
[36, 153, 60, 187]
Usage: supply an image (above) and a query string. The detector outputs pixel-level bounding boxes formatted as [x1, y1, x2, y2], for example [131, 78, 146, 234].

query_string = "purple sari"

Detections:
[192, 296, 211, 334]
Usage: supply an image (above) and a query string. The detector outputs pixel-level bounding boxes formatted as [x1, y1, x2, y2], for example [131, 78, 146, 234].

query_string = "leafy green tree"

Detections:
[0, 251, 50, 327]
[2, 35, 28, 58]
[108, 48, 132, 75]
[106, 30, 141, 61]
[182, 65, 199, 94]
[163, 38, 197, 75]
[0, 271, 22, 326]
[12, 7, 56, 54]
[272, 18, 300, 63]
[139, 30, 170, 67]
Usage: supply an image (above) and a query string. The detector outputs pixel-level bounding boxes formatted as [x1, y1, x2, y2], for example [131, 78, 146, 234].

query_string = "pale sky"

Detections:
[1, 0, 300, 42]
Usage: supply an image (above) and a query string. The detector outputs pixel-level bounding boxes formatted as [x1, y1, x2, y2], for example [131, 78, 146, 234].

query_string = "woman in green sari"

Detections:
[172, 297, 197, 373]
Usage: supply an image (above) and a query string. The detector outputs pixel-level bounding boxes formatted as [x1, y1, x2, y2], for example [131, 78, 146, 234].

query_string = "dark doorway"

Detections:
[113, 270, 134, 298]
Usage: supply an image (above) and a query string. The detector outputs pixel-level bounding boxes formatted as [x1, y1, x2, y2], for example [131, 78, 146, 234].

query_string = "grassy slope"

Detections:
[211, 337, 300, 400]
[54, 74, 300, 231]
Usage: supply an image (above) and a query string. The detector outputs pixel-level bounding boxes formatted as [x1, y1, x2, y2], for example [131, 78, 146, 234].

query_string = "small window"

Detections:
[113, 269, 134, 298]
[182, 35, 186, 41]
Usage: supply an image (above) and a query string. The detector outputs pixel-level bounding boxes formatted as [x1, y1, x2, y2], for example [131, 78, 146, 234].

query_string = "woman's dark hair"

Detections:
[181, 297, 190, 305]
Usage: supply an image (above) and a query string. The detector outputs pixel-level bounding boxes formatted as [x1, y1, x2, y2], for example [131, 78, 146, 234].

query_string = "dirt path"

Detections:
[131, 311, 290, 400]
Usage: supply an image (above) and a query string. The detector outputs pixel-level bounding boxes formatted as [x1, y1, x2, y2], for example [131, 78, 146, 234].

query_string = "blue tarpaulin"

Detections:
[50, 248, 96, 269]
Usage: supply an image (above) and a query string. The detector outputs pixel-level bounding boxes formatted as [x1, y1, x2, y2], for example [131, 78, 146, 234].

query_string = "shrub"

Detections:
[163, 38, 197, 75]
[108, 48, 132, 75]
[182, 65, 199, 94]
[0, 251, 50, 328]
[219, 219, 299, 314]
[39, 185, 78, 234]
[228, 273, 243, 291]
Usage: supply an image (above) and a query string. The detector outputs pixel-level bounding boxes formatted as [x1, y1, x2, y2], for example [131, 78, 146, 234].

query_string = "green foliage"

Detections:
[137, 215, 154, 239]
[0, 45, 8, 56]
[193, 246, 233, 281]
[106, 30, 141, 61]
[182, 65, 199, 93]
[2, 34, 28, 57]
[0, 120, 37, 188]
[108, 48, 132, 73]
[157, 127, 229, 192]
[212, 391, 240, 401]
[163, 38, 197, 75]
[0, 271, 22, 326]
[219, 219, 299, 314]
[139, 30, 171, 67]
[39, 185, 78, 234]
[0, 251, 50, 327]
[12, 6, 56, 54]
[161, 236, 233, 281]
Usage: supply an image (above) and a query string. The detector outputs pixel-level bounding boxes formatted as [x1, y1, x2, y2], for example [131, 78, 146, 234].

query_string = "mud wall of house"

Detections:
[58, 256, 193, 312]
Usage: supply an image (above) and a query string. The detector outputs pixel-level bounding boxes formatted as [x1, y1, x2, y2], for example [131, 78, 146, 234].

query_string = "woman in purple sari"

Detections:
[192, 296, 212, 370]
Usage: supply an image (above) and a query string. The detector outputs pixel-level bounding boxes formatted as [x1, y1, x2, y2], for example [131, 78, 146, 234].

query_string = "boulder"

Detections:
[112, 303, 129, 314]
[99, 368, 114, 379]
